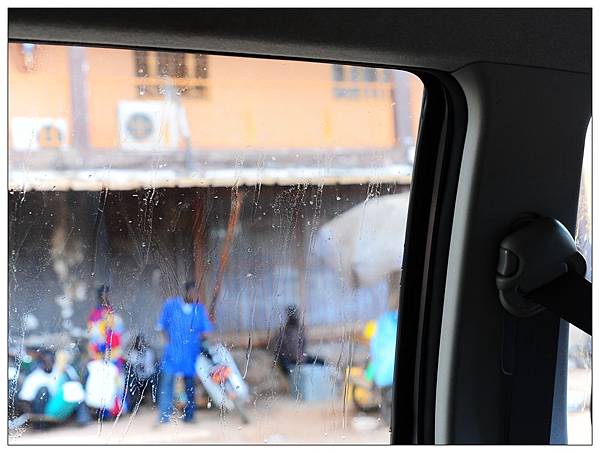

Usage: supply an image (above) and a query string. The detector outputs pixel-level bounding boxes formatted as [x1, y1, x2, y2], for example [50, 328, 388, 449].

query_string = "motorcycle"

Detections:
[346, 312, 397, 426]
[195, 340, 250, 424]
[9, 347, 85, 430]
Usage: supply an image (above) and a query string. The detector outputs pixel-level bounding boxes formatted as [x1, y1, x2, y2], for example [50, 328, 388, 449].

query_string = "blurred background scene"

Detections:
[7, 43, 590, 444]
[8, 43, 421, 444]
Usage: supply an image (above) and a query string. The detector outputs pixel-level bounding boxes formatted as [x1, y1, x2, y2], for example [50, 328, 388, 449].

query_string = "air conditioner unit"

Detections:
[10, 117, 69, 151]
[118, 101, 180, 151]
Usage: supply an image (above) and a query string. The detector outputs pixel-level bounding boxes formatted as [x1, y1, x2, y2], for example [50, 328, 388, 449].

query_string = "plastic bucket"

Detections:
[290, 364, 337, 401]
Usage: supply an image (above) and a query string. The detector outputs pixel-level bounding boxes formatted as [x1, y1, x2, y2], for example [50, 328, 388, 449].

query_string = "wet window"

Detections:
[8, 43, 423, 444]
[134, 50, 209, 99]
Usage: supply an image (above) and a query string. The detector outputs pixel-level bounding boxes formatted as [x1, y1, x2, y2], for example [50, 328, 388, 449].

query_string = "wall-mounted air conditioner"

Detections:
[11, 117, 69, 151]
[118, 101, 180, 151]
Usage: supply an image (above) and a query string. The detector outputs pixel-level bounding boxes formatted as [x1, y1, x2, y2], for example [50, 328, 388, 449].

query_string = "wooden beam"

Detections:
[191, 190, 208, 299]
[209, 188, 245, 320]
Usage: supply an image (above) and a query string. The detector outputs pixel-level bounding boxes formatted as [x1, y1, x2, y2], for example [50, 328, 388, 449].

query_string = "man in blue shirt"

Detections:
[156, 281, 214, 423]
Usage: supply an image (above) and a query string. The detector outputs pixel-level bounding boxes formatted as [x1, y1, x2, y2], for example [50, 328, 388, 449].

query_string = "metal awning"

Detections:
[9, 165, 413, 191]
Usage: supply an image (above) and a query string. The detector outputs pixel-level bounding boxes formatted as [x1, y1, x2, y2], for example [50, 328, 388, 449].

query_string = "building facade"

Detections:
[8, 43, 422, 343]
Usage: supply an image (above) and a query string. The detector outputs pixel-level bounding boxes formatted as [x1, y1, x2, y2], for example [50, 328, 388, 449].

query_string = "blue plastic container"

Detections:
[290, 364, 338, 401]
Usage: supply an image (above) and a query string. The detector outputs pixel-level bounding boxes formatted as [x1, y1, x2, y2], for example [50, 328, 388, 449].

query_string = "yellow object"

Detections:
[363, 320, 377, 340]
[54, 350, 70, 373]
[345, 365, 379, 411]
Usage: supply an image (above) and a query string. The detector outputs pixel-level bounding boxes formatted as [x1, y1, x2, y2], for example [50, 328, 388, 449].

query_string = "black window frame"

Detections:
[392, 70, 467, 444]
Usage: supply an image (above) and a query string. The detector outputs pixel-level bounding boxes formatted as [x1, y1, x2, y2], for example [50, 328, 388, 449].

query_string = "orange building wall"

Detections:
[409, 76, 424, 139]
[8, 44, 73, 146]
[86, 47, 134, 150]
[10, 44, 422, 152]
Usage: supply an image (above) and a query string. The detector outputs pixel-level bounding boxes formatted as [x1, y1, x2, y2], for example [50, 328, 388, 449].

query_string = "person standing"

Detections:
[156, 281, 213, 424]
[124, 333, 159, 409]
[273, 305, 324, 376]
[84, 284, 127, 419]
[87, 284, 125, 369]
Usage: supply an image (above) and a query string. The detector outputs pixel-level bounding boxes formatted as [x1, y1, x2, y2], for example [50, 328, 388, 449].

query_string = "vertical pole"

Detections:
[192, 190, 208, 300]
[69, 47, 90, 163]
[209, 189, 245, 321]
[294, 191, 308, 317]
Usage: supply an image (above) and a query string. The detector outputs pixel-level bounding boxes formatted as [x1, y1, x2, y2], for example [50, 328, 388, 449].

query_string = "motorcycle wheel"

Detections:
[351, 384, 380, 413]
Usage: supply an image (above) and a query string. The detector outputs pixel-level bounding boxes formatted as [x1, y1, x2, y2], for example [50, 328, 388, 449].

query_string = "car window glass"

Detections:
[8, 43, 423, 444]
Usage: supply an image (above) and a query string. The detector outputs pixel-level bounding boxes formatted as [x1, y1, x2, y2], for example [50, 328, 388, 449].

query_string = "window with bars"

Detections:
[134, 51, 209, 99]
[331, 64, 392, 100]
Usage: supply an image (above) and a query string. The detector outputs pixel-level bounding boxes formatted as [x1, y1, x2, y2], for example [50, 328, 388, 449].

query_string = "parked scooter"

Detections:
[347, 312, 397, 426]
[9, 348, 85, 430]
[195, 340, 250, 424]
